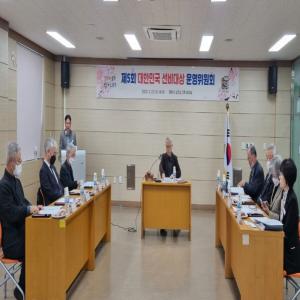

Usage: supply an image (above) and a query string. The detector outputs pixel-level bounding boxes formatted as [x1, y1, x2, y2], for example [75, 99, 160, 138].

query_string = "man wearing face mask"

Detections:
[257, 144, 276, 204]
[39, 137, 64, 206]
[238, 145, 264, 201]
[0, 142, 40, 300]
[60, 143, 78, 191]
[261, 155, 283, 219]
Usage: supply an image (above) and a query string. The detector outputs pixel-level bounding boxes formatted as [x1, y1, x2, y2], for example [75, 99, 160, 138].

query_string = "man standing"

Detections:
[238, 145, 264, 202]
[59, 114, 77, 151]
[0, 143, 40, 300]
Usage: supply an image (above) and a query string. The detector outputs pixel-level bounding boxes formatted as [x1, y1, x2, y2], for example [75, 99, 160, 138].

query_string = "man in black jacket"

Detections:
[39, 138, 64, 205]
[0, 143, 40, 300]
[60, 143, 78, 191]
[238, 145, 264, 201]
[159, 137, 181, 179]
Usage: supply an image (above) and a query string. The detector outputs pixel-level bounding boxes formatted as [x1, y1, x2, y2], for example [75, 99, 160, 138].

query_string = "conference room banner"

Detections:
[96, 65, 239, 101]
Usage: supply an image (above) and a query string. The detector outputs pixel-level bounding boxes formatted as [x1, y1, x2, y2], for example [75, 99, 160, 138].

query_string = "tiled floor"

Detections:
[0, 207, 298, 299]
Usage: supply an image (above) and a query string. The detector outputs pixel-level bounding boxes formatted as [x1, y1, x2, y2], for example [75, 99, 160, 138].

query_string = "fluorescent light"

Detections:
[199, 35, 214, 52]
[46, 31, 75, 48]
[124, 34, 142, 51]
[269, 34, 296, 52]
[103, 0, 119, 2]
[211, 0, 227, 2]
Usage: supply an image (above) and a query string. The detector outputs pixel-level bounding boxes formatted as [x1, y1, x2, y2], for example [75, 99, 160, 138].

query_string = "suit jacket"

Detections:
[159, 152, 181, 178]
[60, 160, 77, 191]
[0, 169, 30, 258]
[244, 161, 264, 201]
[268, 185, 283, 220]
[39, 161, 63, 206]
[282, 189, 300, 274]
[259, 173, 274, 203]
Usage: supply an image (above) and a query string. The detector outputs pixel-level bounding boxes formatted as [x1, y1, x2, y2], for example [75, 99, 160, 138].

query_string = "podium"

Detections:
[61, 150, 86, 181]
[141, 181, 192, 240]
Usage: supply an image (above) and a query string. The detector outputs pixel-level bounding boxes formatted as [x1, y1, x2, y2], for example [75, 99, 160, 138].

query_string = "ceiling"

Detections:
[0, 0, 300, 60]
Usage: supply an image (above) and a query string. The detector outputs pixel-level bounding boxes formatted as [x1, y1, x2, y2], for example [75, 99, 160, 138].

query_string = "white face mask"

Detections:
[266, 161, 271, 172]
[69, 157, 75, 164]
[13, 163, 22, 177]
[272, 177, 279, 186]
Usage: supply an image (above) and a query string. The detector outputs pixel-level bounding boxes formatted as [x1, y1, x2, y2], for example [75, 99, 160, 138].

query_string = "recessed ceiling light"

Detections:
[199, 35, 214, 52]
[269, 34, 297, 52]
[124, 34, 142, 51]
[46, 31, 75, 48]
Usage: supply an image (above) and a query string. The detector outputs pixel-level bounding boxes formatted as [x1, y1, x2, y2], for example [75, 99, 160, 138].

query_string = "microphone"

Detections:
[145, 154, 162, 181]
[149, 154, 162, 173]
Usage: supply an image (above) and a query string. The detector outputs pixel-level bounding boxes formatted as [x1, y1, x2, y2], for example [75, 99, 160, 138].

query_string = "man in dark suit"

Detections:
[0, 143, 40, 300]
[60, 143, 78, 191]
[159, 137, 182, 237]
[238, 145, 264, 202]
[258, 144, 276, 204]
[39, 138, 63, 205]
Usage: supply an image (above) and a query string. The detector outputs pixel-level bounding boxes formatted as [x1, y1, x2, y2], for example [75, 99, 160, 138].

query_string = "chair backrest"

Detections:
[37, 187, 45, 206]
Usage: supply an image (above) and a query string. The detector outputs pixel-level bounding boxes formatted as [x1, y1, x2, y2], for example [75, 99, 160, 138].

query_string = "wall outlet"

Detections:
[118, 176, 123, 184]
[113, 177, 117, 184]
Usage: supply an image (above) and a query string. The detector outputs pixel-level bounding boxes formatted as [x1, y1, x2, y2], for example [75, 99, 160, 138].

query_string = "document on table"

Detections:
[230, 187, 244, 195]
[251, 217, 283, 226]
[55, 197, 74, 205]
[84, 181, 94, 188]
[39, 206, 62, 216]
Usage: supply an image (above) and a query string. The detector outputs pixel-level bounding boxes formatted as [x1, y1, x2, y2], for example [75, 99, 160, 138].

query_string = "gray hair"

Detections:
[44, 137, 57, 153]
[165, 137, 173, 146]
[66, 143, 76, 156]
[266, 144, 276, 154]
[6, 142, 21, 164]
[270, 155, 282, 177]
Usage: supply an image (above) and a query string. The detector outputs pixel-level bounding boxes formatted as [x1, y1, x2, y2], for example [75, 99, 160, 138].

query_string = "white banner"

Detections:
[96, 65, 239, 101]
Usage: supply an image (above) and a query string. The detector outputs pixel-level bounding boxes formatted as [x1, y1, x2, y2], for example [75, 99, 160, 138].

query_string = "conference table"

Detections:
[141, 181, 192, 240]
[215, 189, 284, 300]
[25, 185, 111, 300]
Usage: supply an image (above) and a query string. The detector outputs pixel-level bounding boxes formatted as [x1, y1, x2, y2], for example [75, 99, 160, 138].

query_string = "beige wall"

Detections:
[53, 63, 291, 205]
[0, 27, 56, 203]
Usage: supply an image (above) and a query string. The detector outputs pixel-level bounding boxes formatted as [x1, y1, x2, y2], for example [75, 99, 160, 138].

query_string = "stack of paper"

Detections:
[251, 217, 283, 231]
[39, 206, 62, 216]
[230, 187, 244, 195]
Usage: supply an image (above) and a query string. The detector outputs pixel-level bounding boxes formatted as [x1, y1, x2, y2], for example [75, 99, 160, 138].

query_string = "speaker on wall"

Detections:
[268, 65, 277, 94]
[61, 56, 70, 88]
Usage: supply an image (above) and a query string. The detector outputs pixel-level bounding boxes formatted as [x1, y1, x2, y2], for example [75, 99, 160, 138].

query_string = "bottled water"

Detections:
[80, 180, 85, 202]
[236, 194, 242, 224]
[172, 166, 176, 181]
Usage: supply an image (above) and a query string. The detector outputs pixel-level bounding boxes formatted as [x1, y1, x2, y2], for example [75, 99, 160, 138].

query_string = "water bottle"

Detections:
[80, 180, 85, 202]
[64, 187, 70, 214]
[101, 168, 106, 187]
[216, 170, 221, 188]
[93, 172, 98, 191]
[236, 194, 242, 224]
[172, 166, 176, 181]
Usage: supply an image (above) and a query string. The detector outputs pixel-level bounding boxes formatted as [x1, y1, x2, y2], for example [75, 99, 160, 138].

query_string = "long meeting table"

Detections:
[25, 185, 111, 300]
[215, 189, 284, 300]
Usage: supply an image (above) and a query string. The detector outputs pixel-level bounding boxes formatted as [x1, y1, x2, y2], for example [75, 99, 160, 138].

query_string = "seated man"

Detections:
[258, 144, 276, 204]
[159, 137, 181, 179]
[60, 143, 78, 191]
[238, 145, 264, 202]
[159, 137, 181, 237]
[0, 143, 40, 300]
[40, 138, 64, 205]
